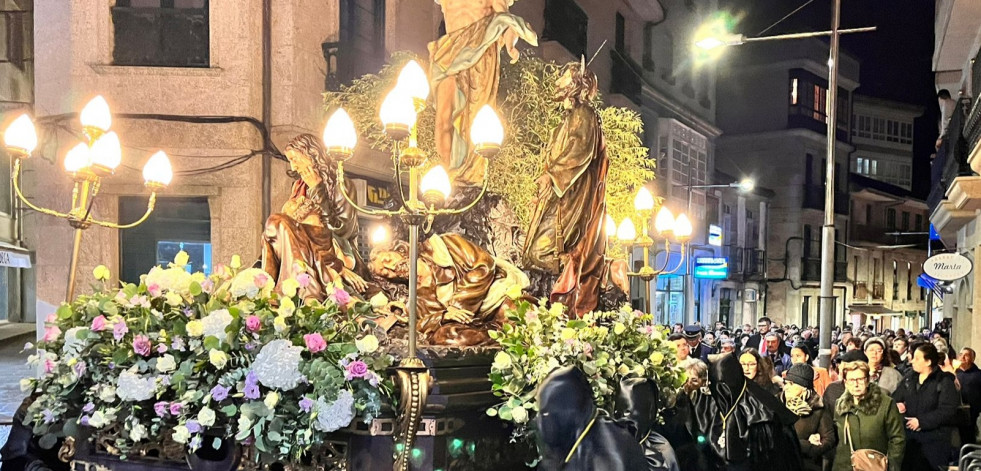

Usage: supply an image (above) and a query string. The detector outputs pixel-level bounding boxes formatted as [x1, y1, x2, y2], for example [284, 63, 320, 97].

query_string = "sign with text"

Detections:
[923, 252, 973, 281]
[693, 257, 728, 279]
[708, 224, 723, 246]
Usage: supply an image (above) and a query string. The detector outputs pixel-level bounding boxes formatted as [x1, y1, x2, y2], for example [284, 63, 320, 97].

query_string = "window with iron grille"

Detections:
[112, 0, 209, 68]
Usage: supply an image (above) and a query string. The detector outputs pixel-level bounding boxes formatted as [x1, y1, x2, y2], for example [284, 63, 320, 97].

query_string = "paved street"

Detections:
[0, 333, 33, 452]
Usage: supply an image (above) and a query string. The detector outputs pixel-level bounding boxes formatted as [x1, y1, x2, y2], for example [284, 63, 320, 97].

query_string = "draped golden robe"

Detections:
[429, 12, 537, 186]
[523, 105, 609, 317]
[416, 233, 529, 346]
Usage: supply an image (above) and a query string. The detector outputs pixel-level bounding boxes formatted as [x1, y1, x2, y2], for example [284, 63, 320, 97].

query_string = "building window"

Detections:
[544, 0, 588, 58]
[659, 121, 709, 220]
[865, 204, 872, 225]
[788, 69, 849, 135]
[886, 208, 896, 229]
[901, 211, 909, 231]
[112, 0, 210, 68]
[120, 196, 211, 283]
[642, 23, 654, 70]
[336, 0, 386, 85]
[615, 13, 625, 52]
[906, 261, 912, 301]
[891, 260, 898, 301]
[915, 214, 923, 231]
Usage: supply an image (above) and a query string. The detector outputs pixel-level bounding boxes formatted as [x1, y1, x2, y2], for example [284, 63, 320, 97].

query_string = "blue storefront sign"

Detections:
[693, 257, 728, 279]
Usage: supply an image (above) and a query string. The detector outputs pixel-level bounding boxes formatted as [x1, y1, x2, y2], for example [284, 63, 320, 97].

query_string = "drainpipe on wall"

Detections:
[260, 0, 272, 224]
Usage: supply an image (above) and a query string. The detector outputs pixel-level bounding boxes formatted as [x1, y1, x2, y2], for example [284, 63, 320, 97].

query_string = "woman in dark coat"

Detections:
[892, 342, 961, 471]
[781, 364, 835, 471]
[739, 348, 781, 396]
[833, 360, 905, 471]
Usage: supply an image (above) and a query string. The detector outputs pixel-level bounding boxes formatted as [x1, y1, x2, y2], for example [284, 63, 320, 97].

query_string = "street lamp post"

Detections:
[681, 179, 753, 326]
[694, 4, 874, 367]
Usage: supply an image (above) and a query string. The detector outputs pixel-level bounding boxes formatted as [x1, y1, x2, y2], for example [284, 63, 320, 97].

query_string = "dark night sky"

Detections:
[720, 0, 938, 199]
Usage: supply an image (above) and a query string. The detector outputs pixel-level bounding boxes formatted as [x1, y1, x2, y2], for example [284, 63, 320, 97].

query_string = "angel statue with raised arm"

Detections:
[429, 0, 538, 186]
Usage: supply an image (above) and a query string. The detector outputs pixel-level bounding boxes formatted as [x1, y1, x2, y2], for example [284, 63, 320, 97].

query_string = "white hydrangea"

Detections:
[144, 266, 194, 295]
[116, 369, 157, 401]
[252, 339, 304, 390]
[201, 309, 233, 339]
[313, 390, 355, 432]
[62, 327, 87, 354]
[228, 268, 274, 299]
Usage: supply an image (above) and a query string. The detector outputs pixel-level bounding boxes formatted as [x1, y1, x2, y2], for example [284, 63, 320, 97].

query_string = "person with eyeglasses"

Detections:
[739, 348, 781, 396]
[892, 343, 960, 471]
[832, 360, 905, 471]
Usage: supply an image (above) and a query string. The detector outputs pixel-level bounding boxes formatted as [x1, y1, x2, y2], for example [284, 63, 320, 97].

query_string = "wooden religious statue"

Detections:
[368, 232, 529, 347]
[262, 134, 371, 301]
[523, 60, 609, 317]
[429, 0, 538, 186]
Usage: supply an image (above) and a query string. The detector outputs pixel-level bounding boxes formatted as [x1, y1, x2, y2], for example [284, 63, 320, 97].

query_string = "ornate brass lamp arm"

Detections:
[86, 193, 158, 229]
[664, 241, 687, 274]
[430, 169, 490, 216]
[335, 161, 401, 217]
[11, 159, 71, 219]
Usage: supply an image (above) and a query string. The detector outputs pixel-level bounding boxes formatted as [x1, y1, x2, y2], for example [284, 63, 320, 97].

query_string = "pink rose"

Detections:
[254, 273, 269, 288]
[296, 273, 312, 288]
[345, 360, 369, 380]
[147, 283, 162, 297]
[169, 402, 183, 416]
[43, 358, 57, 374]
[42, 325, 61, 343]
[245, 315, 261, 333]
[330, 288, 351, 306]
[132, 335, 151, 356]
[91, 315, 107, 332]
[304, 333, 327, 353]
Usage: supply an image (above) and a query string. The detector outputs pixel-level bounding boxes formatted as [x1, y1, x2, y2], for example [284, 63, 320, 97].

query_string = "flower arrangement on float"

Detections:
[487, 296, 686, 428]
[21, 252, 394, 463]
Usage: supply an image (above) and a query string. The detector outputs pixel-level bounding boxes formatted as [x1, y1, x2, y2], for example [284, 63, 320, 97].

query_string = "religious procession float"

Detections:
[4, 2, 699, 470]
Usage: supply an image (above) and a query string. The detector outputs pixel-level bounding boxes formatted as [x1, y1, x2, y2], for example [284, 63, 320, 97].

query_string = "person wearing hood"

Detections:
[613, 377, 681, 471]
[833, 360, 905, 471]
[892, 342, 960, 470]
[535, 366, 647, 470]
[692, 354, 804, 471]
[781, 364, 836, 471]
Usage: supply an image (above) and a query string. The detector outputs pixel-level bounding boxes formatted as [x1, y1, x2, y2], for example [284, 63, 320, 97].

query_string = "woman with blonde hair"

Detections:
[833, 361, 905, 471]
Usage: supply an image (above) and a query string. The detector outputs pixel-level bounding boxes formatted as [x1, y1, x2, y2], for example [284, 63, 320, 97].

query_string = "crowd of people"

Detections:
[662, 317, 980, 471]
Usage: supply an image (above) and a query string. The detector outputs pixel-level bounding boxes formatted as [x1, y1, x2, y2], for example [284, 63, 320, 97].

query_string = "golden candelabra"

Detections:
[614, 186, 691, 317]
[321, 60, 503, 471]
[3, 97, 173, 302]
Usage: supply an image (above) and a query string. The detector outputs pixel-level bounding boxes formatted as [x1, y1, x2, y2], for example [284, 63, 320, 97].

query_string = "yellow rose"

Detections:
[492, 351, 513, 370]
[355, 334, 379, 354]
[617, 364, 630, 376]
[560, 328, 576, 341]
[281, 278, 300, 298]
[649, 352, 664, 366]
[632, 364, 645, 376]
[186, 320, 204, 337]
[165, 292, 183, 306]
[264, 391, 280, 409]
[230, 255, 242, 270]
[273, 316, 288, 333]
[511, 406, 529, 423]
[208, 349, 228, 369]
[93, 265, 111, 281]
[613, 322, 626, 335]
[278, 297, 296, 317]
[174, 251, 190, 268]
[505, 284, 523, 300]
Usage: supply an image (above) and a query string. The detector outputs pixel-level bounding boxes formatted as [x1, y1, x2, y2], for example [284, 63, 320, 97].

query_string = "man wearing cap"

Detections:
[683, 325, 714, 363]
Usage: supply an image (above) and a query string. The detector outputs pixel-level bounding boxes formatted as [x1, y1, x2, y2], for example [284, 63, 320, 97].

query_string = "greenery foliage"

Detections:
[486, 299, 685, 429]
[23, 254, 393, 463]
[323, 52, 655, 234]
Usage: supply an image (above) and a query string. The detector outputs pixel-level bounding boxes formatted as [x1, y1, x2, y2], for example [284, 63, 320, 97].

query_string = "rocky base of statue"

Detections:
[428, 188, 524, 265]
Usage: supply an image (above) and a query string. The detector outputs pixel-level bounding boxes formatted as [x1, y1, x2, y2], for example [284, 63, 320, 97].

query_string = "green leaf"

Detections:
[39, 433, 57, 449]
[212, 437, 222, 450]
[221, 405, 238, 416]
[112, 348, 130, 365]
[189, 282, 203, 296]
[486, 407, 498, 417]
[56, 305, 72, 320]
[203, 336, 220, 350]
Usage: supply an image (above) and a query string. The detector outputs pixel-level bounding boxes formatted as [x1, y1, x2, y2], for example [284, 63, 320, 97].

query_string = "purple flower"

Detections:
[80, 415, 90, 426]
[186, 420, 202, 434]
[157, 343, 168, 354]
[244, 371, 260, 400]
[369, 375, 380, 388]
[83, 402, 95, 413]
[344, 360, 369, 380]
[182, 307, 194, 317]
[42, 409, 55, 424]
[73, 361, 87, 377]
[169, 402, 183, 416]
[154, 401, 168, 417]
[108, 362, 115, 370]
[160, 375, 171, 386]
[244, 342, 257, 351]
[210, 384, 230, 402]
[171, 336, 185, 351]
[299, 397, 314, 413]
[132, 335, 151, 356]
[189, 435, 202, 450]
[113, 320, 129, 341]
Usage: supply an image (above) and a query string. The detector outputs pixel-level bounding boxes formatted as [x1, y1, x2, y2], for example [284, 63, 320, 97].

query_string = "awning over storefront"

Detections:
[847, 304, 898, 315]
[0, 241, 31, 268]
[917, 273, 951, 298]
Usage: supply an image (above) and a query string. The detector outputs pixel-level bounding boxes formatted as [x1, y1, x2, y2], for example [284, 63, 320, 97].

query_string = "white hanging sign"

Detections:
[923, 253, 973, 282]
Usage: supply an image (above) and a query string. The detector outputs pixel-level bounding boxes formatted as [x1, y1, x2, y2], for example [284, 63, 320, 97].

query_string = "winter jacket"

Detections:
[833, 384, 906, 471]
[783, 392, 835, 471]
[892, 367, 960, 470]
[871, 365, 902, 395]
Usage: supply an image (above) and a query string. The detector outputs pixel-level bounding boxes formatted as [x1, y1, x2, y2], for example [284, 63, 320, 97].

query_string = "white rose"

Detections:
[492, 351, 513, 370]
[99, 385, 117, 402]
[156, 354, 177, 373]
[130, 423, 147, 442]
[197, 407, 216, 427]
[172, 425, 190, 443]
[165, 292, 183, 306]
[355, 335, 379, 354]
[511, 406, 529, 423]
[19, 378, 33, 392]
[89, 411, 108, 428]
